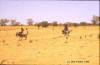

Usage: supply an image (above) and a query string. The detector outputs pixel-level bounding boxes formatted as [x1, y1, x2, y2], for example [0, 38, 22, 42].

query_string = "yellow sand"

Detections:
[0, 26, 99, 65]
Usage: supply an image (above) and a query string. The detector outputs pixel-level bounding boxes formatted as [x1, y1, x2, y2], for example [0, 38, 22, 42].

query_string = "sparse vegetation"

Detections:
[0, 26, 99, 64]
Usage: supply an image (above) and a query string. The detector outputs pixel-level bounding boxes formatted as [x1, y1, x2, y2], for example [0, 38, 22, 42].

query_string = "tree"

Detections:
[40, 21, 49, 28]
[48, 23, 52, 26]
[80, 22, 88, 26]
[0, 19, 9, 26]
[52, 21, 58, 30]
[58, 23, 63, 26]
[52, 21, 58, 26]
[35, 23, 41, 29]
[93, 15, 100, 22]
[72, 23, 79, 27]
[10, 19, 16, 26]
[27, 19, 34, 25]
[91, 20, 97, 25]
[91, 15, 100, 25]
[65, 22, 72, 27]
[14, 22, 20, 26]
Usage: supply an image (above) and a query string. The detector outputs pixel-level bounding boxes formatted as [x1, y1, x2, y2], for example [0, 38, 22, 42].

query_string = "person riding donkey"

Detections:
[62, 24, 71, 36]
[16, 28, 28, 40]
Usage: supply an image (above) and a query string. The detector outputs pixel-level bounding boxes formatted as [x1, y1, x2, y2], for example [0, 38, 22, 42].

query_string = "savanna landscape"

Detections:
[0, 0, 99, 65]
[0, 25, 99, 65]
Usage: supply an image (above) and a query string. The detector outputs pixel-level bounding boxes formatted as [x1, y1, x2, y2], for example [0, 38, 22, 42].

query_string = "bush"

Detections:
[40, 21, 49, 28]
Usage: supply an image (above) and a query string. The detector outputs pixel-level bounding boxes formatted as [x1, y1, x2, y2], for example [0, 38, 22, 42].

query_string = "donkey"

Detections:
[62, 30, 72, 36]
[16, 31, 28, 40]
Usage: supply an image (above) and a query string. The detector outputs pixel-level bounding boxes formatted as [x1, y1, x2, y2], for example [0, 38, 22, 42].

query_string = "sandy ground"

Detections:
[0, 26, 99, 65]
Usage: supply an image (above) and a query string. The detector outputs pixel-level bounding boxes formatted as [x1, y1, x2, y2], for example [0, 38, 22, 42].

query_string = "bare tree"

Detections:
[10, 19, 16, 26]
[58, 23, 63, 26]
[15, 22, 20, 26]
[93, 15, 100, 22]
[27, 19, 34, 25]
[0, 19, 9, 26]
[91, 20, 97, 25]
[91, 15, 100, 25]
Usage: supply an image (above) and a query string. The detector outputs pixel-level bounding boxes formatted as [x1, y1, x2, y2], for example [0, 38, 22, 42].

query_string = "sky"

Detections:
[0, 0, 99, 24]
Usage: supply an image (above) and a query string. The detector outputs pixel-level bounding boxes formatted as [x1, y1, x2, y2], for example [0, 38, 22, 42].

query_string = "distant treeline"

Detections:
[0, 15, 100, 27]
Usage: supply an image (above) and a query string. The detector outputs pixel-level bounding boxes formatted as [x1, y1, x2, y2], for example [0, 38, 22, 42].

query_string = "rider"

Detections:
[20, 28, 24, 35]
[64, 24, 69, 33]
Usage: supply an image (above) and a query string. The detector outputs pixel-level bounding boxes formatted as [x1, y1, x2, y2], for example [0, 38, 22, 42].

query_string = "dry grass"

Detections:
[0, 26, 99, 65]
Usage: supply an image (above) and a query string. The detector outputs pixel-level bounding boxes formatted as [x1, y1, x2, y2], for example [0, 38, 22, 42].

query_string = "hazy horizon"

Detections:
[0, 1, 99, 24]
